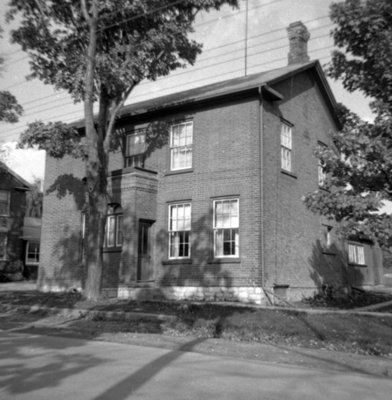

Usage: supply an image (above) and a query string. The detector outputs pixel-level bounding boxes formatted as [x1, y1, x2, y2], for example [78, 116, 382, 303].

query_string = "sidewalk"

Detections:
[0, 281, 37, 291]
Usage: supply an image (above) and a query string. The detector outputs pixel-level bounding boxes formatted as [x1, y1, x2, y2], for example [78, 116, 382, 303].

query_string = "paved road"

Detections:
[0, 331, 391, 400]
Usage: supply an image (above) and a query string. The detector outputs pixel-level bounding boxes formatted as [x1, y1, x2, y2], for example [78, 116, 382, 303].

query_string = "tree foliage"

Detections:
[0, 26, 23, 123]
[304, 0, 392, 248]
[8, 0, 238, 299]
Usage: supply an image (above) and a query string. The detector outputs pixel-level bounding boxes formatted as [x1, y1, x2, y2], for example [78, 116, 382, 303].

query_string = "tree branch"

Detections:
[104, 84, 135, 152]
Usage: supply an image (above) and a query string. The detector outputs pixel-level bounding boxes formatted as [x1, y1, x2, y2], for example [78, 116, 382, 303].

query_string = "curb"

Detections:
[5, 301, 392, 320]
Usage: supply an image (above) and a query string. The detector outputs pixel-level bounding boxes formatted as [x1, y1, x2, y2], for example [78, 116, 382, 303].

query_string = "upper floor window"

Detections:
[168, 203, 191, 259]
[318, 142, 327, 187]
[125, 129, 146, 168]
[348, 243, 365, 265]
[0, 190, 10, 216]
[104, 205, 123, 248]
[213, 198, 239, 257]
[170, 121, 193, 171]
[281, 123, 292, 172]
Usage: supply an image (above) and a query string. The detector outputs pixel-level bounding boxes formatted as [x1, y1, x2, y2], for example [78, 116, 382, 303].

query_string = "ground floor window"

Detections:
[104, 206, 123, 248]
[213, 198, 239, 257]
[348, 243, 365, 265]
[26, 241, 40, 265]
[0, 233, 7, 260]
[169, 203, 191, 259]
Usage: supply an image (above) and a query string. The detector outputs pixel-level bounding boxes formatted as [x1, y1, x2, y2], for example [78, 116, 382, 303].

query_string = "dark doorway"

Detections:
[137, 220, 154, 282]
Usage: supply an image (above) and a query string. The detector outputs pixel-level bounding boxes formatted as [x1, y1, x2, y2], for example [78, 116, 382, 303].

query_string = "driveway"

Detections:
[0, 331, 391, 400]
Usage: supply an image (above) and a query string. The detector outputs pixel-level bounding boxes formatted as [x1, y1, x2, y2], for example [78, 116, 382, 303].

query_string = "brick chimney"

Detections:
[287, 21, 310, 65]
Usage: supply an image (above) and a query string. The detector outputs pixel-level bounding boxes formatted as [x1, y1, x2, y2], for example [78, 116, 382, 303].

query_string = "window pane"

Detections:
[127, 132, 146, 156]
[281, 148, 291, 171]
[170, 122, 193, 170]
[107, 216, 115, 247]
[357, 245, 365, 264]
[281, 125, 292, 148]
[116, 215, 123, 246]
[215, 230, 223, 256]
[214, 199, 239, 257]
[0, 190, 10, 215]
[168, 203, 191, 258]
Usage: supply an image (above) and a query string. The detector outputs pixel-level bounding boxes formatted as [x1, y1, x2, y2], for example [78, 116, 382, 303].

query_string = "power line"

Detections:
[0, 41, 336, 140]
[21, 25, 334, 116]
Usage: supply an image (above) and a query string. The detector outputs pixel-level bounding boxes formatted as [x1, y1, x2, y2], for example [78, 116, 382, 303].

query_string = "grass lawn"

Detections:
[0, 289, 392, 357]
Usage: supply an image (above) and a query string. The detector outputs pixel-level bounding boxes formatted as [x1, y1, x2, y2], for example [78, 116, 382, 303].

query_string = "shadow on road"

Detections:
[93, 337, 206, 400]
[0, 331, 109, 396]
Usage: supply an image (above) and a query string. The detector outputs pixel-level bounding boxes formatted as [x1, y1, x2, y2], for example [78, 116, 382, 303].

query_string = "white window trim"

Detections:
[25, 241, 40, 266]
[213, 198, 240, 258]
[348, 243, 366, 265]
[170, 121, 193, 171]
[0, 190, 10, 217]
[116, 215, 123, 247]
[103, 204, 123, 249]
[281, 123, 292, 172]
[168, 203, 191, 259]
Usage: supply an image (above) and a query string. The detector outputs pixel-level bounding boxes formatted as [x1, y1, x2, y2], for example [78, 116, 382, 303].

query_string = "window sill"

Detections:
[318, 185, 329, 192]
[165, 168, 193, 177]
[348, 263, 367, 268]
[162, 259, 192, 265]
[103, 247, 122, 253]
[280, 169, 297, 179]
[208, 258, 241, 264]
[322, 250, 336, 256]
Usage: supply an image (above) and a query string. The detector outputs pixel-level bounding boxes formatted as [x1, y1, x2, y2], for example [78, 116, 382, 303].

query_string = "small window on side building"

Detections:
[348, 243, 365, 265]
[281, 123, 292, 172]
[0, 190, 10, 216]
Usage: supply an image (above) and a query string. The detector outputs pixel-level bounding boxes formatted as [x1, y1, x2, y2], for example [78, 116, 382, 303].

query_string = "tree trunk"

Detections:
[82, 1, 107, 301]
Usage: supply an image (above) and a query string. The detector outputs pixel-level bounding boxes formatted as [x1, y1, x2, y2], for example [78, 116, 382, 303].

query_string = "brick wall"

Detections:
[262, 70, 345, 295]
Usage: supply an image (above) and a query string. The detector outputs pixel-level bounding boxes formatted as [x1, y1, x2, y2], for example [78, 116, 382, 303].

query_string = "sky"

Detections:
[0, 0, 374, 183]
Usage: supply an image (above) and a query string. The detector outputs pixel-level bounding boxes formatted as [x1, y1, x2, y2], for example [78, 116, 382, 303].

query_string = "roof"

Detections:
[0, 161, 32, 190]
[71, 60, 339, 128]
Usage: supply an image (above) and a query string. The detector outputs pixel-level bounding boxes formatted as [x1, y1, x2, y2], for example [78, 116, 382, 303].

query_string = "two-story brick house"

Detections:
[38, 22, 384, 302]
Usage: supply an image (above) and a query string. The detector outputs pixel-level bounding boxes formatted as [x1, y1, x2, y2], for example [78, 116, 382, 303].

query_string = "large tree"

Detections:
[7, 0, 238, 300]
[0, 26, 23, 124]
[304, 0, 392, 248]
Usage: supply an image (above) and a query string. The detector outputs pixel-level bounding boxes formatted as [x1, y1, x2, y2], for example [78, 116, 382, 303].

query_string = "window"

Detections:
[281, 123, 292, 172]
[125, 129, 146, 168]
[104, 206, 123, 248]
[318, 143, 327, 187]
[213, 198, 239, 257]
[348, 243, 365, 265]
[170, 121, 193, 170]
[322, 225, 333, 251]
[0, 190, 10, 216]
[26, 241, 40, 265]
[0, 233, 7, 260]
[168, 203, 191, 259]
